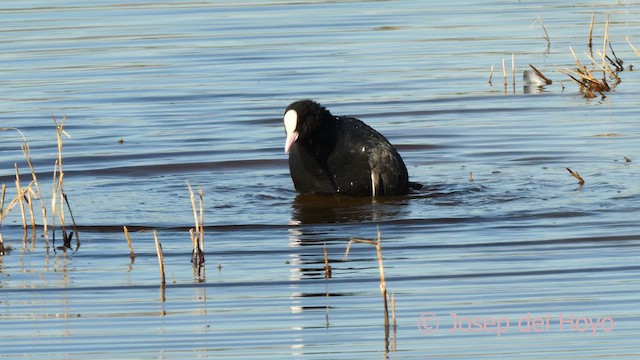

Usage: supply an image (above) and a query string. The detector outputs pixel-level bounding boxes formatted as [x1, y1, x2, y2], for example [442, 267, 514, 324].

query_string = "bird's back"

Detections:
[326, 117, 409, 196]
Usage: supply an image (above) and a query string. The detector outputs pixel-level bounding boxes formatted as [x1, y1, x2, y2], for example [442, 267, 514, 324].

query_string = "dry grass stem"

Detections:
[606, 42, 624, 72]
[627, 37, 640, 57]
[488, 64, 494, 85]
[323, 242, 332, 279]
[14, 164, 27, 234]
[511, 53, 515, 87]
[590, 50, 620, 82]
[502, 58, 507, 87]
[537, 15, 551, 46]
[26, 188, 37, 240]
[588, 13, 595, 50]
[20, 134, 48, 243]
[124, 226, 135, 260]
[389, 292, 396, 328]
[153, 229, 166, 285]
[1, 181, 34, 219]
[198, 186, 204, 260]
[528, 64, 553, 85]
[566, 167, 585, 185]
[469, 171, 473, 183]
[345, 228, 390, 329]
[601, 16, 609, 71]
[187, 181, 205, 266]
[52, 115, 76, 246]
[63, 193, 79, 246]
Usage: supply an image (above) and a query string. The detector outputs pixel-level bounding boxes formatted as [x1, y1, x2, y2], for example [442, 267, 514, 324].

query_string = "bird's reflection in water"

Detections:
[287, 193, 411, 280]
[286, 194, 405, 354]
[289, 193, 410, 226]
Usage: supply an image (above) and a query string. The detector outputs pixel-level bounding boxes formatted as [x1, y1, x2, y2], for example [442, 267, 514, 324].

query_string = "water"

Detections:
[1, 0, 639, 358]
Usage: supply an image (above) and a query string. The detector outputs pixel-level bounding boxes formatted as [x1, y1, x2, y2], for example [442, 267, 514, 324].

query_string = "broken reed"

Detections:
[14, 164, 39, 242]
[344, 228, 394, 329]
[123, 226, 135, 261]
[52, 115, 80, 248]
[537, 15, 551, 47]
[588, 13, 595, 50]
[627, 37, 640, 58]
[187, 181, 205, 267]
[566, 167, 585, 185]
[324, 242, 332, 279]
[153, 229, 166, 285]
[528, 64, 553, 85]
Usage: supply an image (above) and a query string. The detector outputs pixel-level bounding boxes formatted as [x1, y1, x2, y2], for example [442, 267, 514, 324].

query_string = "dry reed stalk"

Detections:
[63, 193, 79, 246]
[123, 226, 135, 260]
[469, 171, 473, 183]
[51, 162, 62, 241]
[389, 292, 396, 328]
[566, 168, 585, 185]
[323, 242, 332, 279]
[588, 16, 622, 84]
[488, 64, 494, 85]
[17, 133, 48, 243]
[189, 228, 196, 251]
[198, 186, 204, 261]
[606, 42, 624, 72]
[588, 13, 595, 50]
[52, 116, 69, 244]
[26, 187, 37, 240]
[561, 47, 610, 96]
[588, 50, 620, 82]
[537, 15, 551, 46]
[186, 181, 205, 266]
[502, 59, 507, 87]
[14, 164, 27, 235]
[51, 116, 79, 248]
[1, 127, 49, 243]
[21, 140, 48, 243]
[344, 228, 390, 329]
[511, 53, 516, 86]
[0, 182, 34, 221]
[153, 229, 166, 285]
[386, 292, 397, 353]
[1, 180, 36, 253]
[601, 16, 609, 72]
[627, 37, 640, 57]
[528, 64, 553, 85]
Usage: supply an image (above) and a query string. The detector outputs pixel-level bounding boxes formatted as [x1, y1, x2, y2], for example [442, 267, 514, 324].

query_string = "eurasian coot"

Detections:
[283, 99, 415, 196]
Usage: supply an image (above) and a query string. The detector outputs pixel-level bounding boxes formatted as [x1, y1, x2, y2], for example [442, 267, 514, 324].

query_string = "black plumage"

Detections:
[283, 99, 414, 196]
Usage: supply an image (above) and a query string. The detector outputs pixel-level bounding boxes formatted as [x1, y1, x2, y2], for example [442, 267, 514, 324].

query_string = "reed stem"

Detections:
[324, 242, 332, 279]
[14, 164, 27, 235]
[123, 226, 135, 260]
[566, 167, 585, 185]
[153, 229, 166, 285]
[345, 227, 390, 329]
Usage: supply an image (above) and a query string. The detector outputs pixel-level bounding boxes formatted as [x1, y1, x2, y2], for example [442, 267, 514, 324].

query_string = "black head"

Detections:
[283, 99, 333, 154]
